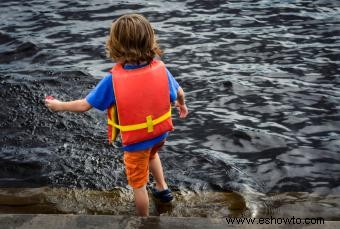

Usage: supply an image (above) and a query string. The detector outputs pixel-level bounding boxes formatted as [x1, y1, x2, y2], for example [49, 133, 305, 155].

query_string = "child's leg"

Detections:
[149, 147, 173, 203]
[133, 185, 149, 216]
[124, 150, 151, 216]
[150, 153, 168, 191]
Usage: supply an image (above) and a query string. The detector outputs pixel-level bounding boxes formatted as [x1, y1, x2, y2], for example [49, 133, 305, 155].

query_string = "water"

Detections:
[0, 0, 340, 218]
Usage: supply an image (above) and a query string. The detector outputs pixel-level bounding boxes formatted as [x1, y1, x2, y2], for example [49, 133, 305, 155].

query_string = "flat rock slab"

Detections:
[0, 214, 338, 229]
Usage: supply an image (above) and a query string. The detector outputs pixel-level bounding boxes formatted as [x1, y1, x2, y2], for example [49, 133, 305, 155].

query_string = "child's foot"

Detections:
[151, 187, 173, 203]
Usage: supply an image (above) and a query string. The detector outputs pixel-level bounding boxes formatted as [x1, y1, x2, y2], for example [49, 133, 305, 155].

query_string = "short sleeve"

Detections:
[166, 68, 179, 102]
[86, 74, 115, 111]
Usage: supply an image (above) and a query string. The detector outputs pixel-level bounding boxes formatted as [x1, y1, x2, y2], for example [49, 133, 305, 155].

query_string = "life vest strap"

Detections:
[108, 107, 171, 132]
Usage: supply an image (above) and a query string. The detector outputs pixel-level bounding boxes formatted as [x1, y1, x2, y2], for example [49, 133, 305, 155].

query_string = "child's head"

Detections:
[106, 14, 162, 64]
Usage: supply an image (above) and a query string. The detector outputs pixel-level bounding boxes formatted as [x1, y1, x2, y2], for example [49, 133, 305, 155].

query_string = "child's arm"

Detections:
[45, 98, 92, 112]
[174, 87, 188, 119]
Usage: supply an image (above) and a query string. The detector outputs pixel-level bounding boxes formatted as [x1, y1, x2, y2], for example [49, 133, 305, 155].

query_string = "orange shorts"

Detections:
[124, 141, 165, 189]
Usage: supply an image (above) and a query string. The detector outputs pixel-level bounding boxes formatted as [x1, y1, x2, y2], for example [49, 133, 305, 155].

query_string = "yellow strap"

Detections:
[107, 105, 119, 142]
[107, 108, 171, 132]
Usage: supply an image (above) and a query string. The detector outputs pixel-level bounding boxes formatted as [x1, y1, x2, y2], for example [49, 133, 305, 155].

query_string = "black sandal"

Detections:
[151, 187, 173, 202]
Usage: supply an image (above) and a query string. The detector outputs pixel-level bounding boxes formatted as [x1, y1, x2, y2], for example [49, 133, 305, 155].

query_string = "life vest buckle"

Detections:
[146, 115, 154, 133]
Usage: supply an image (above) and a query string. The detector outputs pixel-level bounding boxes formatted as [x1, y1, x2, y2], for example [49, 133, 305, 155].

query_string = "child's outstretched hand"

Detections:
[174, 101, 188, 119]
[45, 96, 63, 112]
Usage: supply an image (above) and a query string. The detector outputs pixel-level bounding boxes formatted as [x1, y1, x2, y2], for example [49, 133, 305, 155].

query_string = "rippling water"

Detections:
[0, 0, 340, 218]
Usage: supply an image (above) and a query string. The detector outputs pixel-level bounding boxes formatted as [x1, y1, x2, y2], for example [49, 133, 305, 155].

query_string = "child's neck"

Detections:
[125, 61, 148, 66]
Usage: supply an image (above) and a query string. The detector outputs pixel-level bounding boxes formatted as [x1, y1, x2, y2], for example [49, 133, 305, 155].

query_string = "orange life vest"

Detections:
[107, 60, 174, 146]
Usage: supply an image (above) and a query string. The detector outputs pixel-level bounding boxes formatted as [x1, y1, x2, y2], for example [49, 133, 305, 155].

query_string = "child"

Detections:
[45, 14, 188, 216]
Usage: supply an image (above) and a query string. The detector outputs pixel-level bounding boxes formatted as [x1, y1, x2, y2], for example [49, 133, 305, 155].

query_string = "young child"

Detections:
[45, 14, 188, 216]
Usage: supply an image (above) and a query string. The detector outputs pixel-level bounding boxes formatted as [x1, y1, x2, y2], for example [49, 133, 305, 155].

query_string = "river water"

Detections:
[0, 0, 340, 218]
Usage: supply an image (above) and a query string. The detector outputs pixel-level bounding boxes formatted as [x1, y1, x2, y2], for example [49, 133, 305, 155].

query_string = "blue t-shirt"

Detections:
[86, 63, 179, 151]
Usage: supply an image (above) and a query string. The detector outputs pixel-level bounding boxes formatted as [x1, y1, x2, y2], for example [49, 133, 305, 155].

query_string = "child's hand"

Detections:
[45, 96, 63, 112]
[174, 101, 188, 119]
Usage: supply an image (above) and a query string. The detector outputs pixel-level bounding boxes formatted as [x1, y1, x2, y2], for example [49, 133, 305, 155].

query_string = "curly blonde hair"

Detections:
[106, 14, 163, 64]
